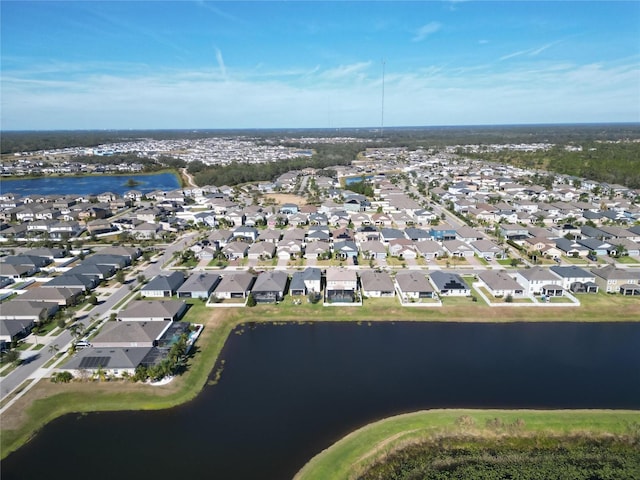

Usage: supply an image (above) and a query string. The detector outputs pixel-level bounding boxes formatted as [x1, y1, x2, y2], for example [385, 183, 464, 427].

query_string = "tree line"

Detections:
[468, 142, 640, 189]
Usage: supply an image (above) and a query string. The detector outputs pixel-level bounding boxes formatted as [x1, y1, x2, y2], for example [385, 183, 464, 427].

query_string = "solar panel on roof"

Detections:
[78, 356, 110, 368]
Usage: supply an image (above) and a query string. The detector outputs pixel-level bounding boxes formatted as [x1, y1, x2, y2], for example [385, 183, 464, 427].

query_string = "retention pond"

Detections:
[3, 321, 639, 480]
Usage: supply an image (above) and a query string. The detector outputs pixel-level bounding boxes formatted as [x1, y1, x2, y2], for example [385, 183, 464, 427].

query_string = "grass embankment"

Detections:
[0, 302, 240, 459]
[294, 410, 640, 480]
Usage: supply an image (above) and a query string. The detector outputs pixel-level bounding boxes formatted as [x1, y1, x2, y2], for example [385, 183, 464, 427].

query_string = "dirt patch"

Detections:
[265, 193, 308, 206]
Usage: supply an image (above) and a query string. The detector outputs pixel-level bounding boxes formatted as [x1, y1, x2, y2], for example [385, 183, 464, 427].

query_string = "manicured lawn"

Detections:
[294, 409, 640, 480]
[615, 255, 640, 264]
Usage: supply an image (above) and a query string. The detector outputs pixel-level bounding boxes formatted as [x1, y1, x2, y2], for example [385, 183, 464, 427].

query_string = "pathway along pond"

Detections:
[4, 322, 640, 480]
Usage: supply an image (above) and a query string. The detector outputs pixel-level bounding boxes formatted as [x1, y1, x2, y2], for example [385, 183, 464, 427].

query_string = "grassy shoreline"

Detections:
[1, 299, 638, 460]
[293, 409, 640, 480]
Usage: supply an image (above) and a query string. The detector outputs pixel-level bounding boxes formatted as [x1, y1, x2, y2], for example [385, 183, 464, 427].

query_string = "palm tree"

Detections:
[48, 344, 59, 355]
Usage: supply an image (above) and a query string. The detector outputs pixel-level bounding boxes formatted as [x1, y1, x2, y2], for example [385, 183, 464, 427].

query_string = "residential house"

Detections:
[91, 321, 173, 348]
[257, 229, 282, 244]
[428, 271, 470, 296]
[549, 266, 599, 293]
[0, 300, 58, 323]
[141, 272, 185, 298]
[304, 241, 330, 259]
[251, 271, 289, 303]
[388, 239, 417, 259]
[359, 240, 387, 260]
[222, 242, 249, 260]
[379, 228, 405, 245]
[442, 240, 475, 258]
[414, 240, 444, 260]
[470, 239, 505, 260]
[325, 268, 359, 303]
[332, 240, 358, 260]
[42, 273, 98, 292]
[360, 270, 394, 297]
[404, 227, 430, 242]
[0, 319, 33, 347]
[117, 300, 187, 322]
[591, 265, 640, 293]
[290, 268, 322, 296]
[176, 273, 221, 299]
[62, 347, 154, 378]
[514, 267, 563, 296]
[247, 242, 276, 260]
[233, 226, 259, 242]
[212, 272, 256, 299]
[394, 271, 435, 300]
[477, 271, 525, 298]
[13, 286, 82, 307]
[429, 223, 457, 242]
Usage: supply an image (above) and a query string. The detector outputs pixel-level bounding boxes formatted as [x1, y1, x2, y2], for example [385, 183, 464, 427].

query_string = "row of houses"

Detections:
[140, 264, 640, 309]
[0, 246, 142, 347]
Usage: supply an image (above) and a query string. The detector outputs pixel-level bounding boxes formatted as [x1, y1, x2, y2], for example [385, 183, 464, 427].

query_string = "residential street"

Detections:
[0, 232, 197, 410]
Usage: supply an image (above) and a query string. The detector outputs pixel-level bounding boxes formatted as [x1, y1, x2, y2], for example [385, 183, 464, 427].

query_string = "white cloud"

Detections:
[412, 22, 442, 42]
[1, 58, 638, 130]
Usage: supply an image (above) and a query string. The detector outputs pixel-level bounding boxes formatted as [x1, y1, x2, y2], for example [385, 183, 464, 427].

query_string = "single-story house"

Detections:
[176, 273, 221, 299]
[359, 270, 395, 297]
[0, 319, 33, 347]
[141, 271, 185, 298]
[62, 346, 155, 378]
[212, 272, 256, 299]
[117, 300, 187, 322]
[394, 271, 435, 300]
[13, 286, 82, 307]
[247, 242, 276, 260]
[251, 270, 289, 303]
[428, 271, 470, 296]
[477, 271, 525, 298]
[91, 321, 174, 348]
[0, 300, 58, 323]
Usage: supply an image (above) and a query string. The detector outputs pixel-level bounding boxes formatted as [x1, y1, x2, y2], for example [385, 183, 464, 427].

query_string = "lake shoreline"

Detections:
[1, 307, 639, 462]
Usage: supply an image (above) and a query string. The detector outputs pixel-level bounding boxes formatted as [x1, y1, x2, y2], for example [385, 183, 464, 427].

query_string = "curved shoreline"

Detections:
[1, 308, 639, 460]
[293, 409, 640, 480]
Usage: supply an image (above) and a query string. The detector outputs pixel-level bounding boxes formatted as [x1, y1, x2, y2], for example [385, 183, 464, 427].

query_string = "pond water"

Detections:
[3, 321, 639, 480]
[1, 172, 180, 196]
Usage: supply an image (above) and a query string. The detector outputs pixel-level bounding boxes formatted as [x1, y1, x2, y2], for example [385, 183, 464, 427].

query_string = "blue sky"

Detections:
[1, 1, 639, 130]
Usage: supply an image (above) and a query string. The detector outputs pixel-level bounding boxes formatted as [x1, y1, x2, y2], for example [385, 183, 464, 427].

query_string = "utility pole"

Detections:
[381, 59, 386, 137]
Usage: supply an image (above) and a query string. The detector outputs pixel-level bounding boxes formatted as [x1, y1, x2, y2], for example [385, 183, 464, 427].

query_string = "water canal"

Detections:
[3, 321, 640, 480]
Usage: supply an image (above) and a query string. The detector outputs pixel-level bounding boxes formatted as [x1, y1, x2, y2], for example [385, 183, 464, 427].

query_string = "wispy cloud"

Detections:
[215, 48, 227, 79]
[412, 22, 442, 42]
[500, 41, 560, 61]
[2, 57, 638, 130]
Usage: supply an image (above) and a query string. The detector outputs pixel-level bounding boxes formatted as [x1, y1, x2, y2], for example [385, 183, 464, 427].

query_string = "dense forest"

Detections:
[359, 435, 640, 480]
[468, 142, 640, 189]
